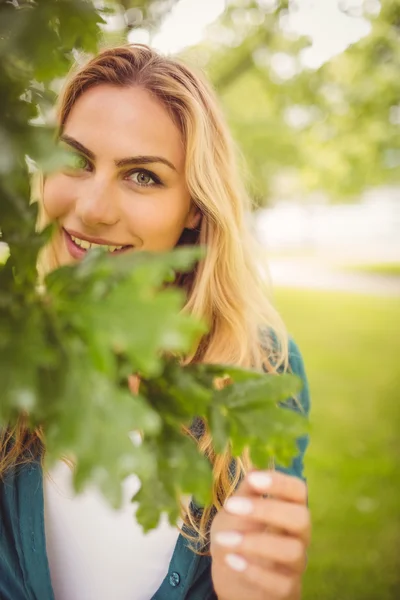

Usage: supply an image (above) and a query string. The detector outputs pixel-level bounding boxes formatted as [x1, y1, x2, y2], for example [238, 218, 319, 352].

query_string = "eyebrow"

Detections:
[59, 134, 177, 172]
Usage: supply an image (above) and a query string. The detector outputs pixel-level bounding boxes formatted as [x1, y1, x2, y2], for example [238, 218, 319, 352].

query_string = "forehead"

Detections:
[63, 84, 185, 167]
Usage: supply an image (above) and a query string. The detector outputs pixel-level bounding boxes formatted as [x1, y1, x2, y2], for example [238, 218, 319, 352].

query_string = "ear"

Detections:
[185, 205, 202, 230]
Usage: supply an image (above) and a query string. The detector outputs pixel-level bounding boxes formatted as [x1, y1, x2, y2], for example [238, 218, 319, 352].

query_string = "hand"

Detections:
[210, 470, 310, 600]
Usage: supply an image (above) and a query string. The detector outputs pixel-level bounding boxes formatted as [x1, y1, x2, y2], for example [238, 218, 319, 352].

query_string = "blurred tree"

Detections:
[182, 0, 400, 204]
[296, 0, 400, 200]
[99, 0, 181, 45]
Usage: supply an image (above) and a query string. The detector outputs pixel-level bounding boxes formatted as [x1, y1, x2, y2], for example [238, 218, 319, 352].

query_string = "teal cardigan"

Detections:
[0, 338, 310, 600]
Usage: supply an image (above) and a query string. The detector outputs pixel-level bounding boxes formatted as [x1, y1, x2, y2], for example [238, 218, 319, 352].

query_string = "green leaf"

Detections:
[209, 403, 230, 454]
[216, 373, 303, 410]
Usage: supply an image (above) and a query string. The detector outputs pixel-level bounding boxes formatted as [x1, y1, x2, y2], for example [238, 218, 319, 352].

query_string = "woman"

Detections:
[0, 44, 310, 600]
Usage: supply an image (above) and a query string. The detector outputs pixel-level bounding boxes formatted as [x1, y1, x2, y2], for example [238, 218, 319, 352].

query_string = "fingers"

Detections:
[224, 497, 311, 545]
[236, 561, 301, 600]
[219, 552, 301, 600]
[236, 470, 308, 505]
[210, 472, 309, 599]
[213, 530, 307, 573]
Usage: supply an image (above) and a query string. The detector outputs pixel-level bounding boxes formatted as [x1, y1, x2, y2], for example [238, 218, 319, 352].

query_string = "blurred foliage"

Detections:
[182, 0, 400, 204]
[0, 0, 306, 531]
[99, 0, 181, 45]
[295, 0, 400, 201]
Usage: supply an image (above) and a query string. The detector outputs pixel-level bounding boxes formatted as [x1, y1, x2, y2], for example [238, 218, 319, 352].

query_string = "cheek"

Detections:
[122, 192, 190, 249]
[43, 175, 75, 220]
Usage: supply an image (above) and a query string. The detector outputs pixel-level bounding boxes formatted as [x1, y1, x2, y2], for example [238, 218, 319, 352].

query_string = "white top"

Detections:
[43, 459, 183, 600]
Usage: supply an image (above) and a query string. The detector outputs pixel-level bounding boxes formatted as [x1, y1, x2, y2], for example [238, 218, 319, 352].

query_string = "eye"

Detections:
[127, 169, 161, 187]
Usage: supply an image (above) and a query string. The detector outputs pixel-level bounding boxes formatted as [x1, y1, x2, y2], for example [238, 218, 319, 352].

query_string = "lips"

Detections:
[63, 228, 133, 260]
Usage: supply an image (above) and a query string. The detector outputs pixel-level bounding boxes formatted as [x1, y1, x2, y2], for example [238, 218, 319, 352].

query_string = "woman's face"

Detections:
[43, 84, 200, 265]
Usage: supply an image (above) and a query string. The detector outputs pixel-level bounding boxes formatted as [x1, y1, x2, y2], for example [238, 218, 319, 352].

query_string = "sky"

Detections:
[131, 0, 378, 69]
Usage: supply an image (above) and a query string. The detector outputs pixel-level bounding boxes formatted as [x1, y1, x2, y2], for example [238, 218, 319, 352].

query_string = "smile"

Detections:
[63, 228, 133, 259]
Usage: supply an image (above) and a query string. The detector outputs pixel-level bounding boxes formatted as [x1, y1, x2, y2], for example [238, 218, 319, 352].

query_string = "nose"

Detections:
[75, 179, 119, 227]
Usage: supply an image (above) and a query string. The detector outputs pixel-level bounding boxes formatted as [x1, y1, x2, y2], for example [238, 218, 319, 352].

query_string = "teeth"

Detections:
[70, 234, 125, 253]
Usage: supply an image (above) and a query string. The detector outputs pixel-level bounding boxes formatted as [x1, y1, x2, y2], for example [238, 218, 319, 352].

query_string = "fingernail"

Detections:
[248, 471, 273, 492]
[224, 497, 253, 515]
[225, 553, 248, 572]
[215, 531, 243, 547]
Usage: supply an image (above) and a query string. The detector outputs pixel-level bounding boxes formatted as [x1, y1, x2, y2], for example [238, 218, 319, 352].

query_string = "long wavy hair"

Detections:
[1, 44, 289, 555]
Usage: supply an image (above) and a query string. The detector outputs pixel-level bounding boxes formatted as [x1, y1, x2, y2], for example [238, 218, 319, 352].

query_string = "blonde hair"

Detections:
[1, 44, 289, 555]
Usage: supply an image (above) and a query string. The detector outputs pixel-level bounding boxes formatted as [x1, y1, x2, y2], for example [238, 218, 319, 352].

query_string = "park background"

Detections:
[1, 1, 399, 598]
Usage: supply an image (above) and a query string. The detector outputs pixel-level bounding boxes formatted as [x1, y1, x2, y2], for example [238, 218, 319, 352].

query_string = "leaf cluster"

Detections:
[0, 0, 307, 531]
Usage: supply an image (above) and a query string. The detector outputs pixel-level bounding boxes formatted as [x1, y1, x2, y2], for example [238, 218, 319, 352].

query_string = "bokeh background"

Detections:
[1, 1, 399, 598]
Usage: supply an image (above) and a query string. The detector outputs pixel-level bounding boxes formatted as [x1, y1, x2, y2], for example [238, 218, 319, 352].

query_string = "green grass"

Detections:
[340, 262, 400, 277]
[274, 288, 400, 600]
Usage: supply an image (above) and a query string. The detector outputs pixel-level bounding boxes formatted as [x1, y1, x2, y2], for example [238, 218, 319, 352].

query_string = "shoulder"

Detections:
[286, 336, 310, 418]
[261, 329, 310, 417]
[269, 334, 311, 482]
[262, 331, 311, 481]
